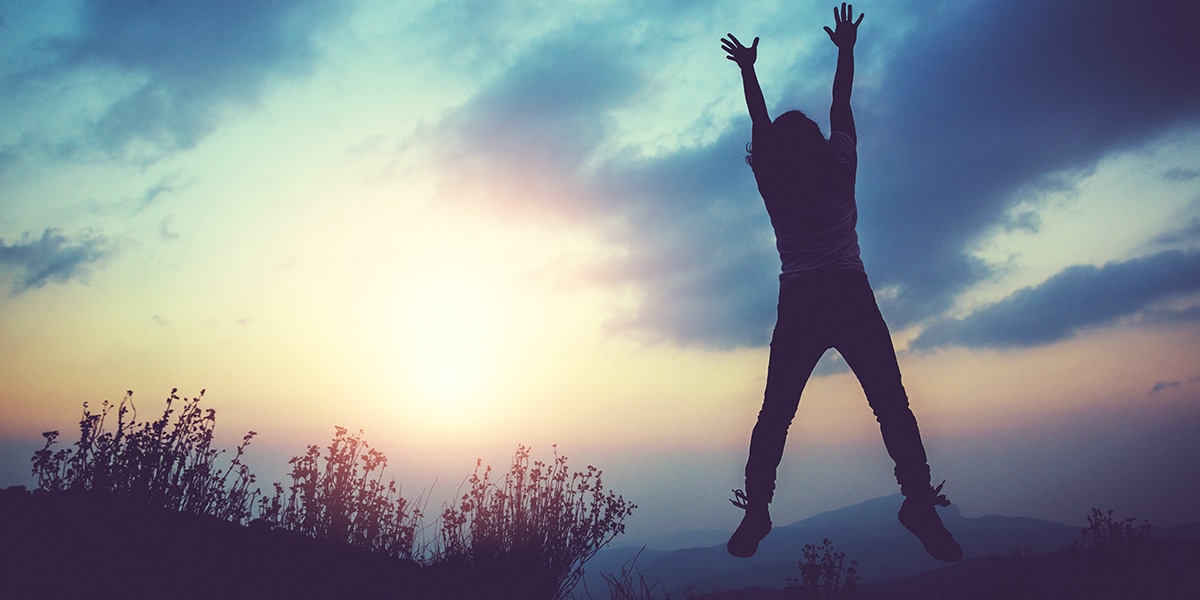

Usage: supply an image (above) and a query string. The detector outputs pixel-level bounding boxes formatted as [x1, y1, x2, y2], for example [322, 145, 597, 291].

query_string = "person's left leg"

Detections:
[829, 272, 929, 491]
[832, 272, 962, 562]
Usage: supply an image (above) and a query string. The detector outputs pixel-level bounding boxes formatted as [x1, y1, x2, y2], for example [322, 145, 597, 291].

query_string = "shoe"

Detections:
[727, 489, 771, 558]
[898, 481, 963, 562]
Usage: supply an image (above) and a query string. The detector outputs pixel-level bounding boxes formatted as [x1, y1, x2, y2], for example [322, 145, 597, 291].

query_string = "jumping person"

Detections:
[720, 4, 962, 562]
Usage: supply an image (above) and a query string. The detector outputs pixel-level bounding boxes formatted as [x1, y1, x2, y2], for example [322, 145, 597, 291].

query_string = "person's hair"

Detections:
[745, 110, 833, 203]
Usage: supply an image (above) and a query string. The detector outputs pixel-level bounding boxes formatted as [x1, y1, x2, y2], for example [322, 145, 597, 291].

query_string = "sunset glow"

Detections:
[1, 0, 1198, 543]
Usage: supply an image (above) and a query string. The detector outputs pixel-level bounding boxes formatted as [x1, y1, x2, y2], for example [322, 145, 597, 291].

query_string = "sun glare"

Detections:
[406, 282, 508, 411]
[359, 220, 553, 433]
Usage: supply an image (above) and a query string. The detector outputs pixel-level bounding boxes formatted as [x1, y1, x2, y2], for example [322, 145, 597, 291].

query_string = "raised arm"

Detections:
[722, 34, 771, 129]
[823, 3, 864, 140]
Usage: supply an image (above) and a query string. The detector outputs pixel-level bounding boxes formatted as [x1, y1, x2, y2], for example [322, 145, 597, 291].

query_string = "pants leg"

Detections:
[832, 273, 932, 496]
[744, 281, 828, 504]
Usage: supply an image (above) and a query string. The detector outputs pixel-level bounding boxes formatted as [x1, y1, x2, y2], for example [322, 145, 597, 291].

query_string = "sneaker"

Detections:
[898, 481, 963, 562]
[727, 489, 772, 558]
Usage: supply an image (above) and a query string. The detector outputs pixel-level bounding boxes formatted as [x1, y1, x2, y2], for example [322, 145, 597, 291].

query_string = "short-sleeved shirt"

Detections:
[753, 130, 863, 283]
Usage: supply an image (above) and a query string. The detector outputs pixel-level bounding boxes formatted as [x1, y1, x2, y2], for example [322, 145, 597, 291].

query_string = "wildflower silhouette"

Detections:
[722, 3, 962, 562]
[787, 538, 859, 600]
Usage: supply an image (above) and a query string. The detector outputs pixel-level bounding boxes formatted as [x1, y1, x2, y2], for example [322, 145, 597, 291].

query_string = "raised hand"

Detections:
[721, 33, 759, 70]
[823, 3, 864, 49]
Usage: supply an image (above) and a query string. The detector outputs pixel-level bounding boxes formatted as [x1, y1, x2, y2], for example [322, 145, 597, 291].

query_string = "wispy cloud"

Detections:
[0, 229, 110, 294]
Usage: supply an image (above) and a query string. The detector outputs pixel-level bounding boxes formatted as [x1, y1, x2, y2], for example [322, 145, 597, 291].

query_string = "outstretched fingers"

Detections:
[721, 33, 759, 66]
[825, 3, 864, 46]
[833, 3, 864, 27]
[720, 35, 739, 54]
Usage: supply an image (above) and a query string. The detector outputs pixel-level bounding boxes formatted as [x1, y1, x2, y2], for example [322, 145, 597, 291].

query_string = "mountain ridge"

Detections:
[581, 494, 1200, 596]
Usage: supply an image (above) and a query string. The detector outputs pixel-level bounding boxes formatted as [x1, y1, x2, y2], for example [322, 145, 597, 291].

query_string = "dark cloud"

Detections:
[854, 0, 1200, 326]
[913, 250, 1200, 349]
[1150, 381, 1181, 394]
[1163, 167, 1200, 182]
[0, 229, 110, 294]
[10, 0, 347, 163]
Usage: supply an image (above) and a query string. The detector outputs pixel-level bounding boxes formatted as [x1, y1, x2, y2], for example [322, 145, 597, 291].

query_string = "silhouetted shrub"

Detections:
[787, 538, 859, 600]
[438, 444, 636, 599]
[1071, 507, 1151, 554]
[258, 426, 423, 561]
[1068, 507, 1155, 598]
[31, 389, 260, 523]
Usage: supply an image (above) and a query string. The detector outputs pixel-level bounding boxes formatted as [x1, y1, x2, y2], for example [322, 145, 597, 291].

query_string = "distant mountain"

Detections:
[620, 527, 731, 552]
[631, 537, 1200, 600]
[580, 494, 1108, 596]
[854, 537, 1200, 600]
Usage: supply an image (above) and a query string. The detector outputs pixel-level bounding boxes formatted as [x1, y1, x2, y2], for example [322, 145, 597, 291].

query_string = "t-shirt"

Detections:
[753, 130, 863, 283]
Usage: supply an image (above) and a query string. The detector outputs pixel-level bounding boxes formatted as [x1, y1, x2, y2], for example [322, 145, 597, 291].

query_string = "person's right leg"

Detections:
[730, 281, 827, 558]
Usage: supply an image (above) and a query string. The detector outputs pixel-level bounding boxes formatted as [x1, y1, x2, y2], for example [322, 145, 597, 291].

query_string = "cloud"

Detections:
[429, 27, 642, 221]
[131, 173, 191, 213]
[1153, 198, 1200, 248]
[913, 250, 1200, 349]
[424, 24, 781, 347]
[635, 0, 1199, 348]
[0, 229, 110, 294]
[852, 0, 1200, 325]
[5, 0, 348, 163]
[424, 0, 1200, 350]
[1150, 381, 1181, 394]
[1163, 167, 1200, 182]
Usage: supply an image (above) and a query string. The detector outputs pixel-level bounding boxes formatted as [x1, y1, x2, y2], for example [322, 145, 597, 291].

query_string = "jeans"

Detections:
[745, 268, 932, 503]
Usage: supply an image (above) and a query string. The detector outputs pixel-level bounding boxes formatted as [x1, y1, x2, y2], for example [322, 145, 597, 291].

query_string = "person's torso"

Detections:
[754, 131, 863, 281]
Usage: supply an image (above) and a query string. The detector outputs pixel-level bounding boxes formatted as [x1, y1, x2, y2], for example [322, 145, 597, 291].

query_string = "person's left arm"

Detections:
[824, 3, 864, 141]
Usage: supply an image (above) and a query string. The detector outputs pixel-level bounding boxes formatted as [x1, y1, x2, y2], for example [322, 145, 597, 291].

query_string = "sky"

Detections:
[1, 0, 1199, 545]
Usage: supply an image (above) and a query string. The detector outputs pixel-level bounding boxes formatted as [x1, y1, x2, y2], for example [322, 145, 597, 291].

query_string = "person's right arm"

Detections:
[722, 34, 770, 130]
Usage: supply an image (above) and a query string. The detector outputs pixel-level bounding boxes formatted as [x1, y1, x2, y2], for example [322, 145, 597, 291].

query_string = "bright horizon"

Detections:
[2, 0, 1199, 541]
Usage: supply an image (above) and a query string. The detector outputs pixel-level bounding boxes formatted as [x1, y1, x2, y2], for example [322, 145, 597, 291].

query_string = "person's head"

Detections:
[746, 110, 829, 171]
[772, 110, 826, 156]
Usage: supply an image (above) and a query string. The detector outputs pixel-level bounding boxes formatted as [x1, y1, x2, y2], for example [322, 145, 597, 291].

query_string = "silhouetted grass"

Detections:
[257, 425, 423, 561]
[437, 444, 636, 599]
[18, 388, 636, 600]
[31, 389, 260, 523]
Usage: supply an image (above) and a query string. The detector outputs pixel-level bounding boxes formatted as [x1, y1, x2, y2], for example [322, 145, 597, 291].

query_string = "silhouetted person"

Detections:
[721, 4, 962, 562]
